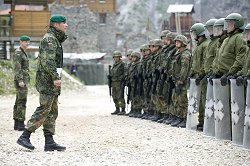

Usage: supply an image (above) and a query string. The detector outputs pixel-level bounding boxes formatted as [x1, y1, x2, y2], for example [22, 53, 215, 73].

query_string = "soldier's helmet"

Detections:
[214, 18, 227, 30]
[174, 35, 188, 46]
[126, 49, 133, 56]
[225, 13, 244, 29]
[205, 19, 217, 28]
[149, 39, 154, 46]
[190, 23, 206, 36]
[143, 44, 150, 50]
[153, 39, 163, 46]
[113, 51, 122, 57]
[166, 32, 177, 40]
[160, 30, 171, 39]
[131, 51, 141, 59]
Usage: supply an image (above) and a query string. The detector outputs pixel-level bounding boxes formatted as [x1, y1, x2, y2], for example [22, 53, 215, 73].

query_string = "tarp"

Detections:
[167, 4, 194, 13]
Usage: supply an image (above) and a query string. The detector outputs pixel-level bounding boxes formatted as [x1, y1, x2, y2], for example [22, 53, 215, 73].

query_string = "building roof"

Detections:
[4, 0, 53, 5]
[167, 4, 194, 13]
[62, 52, 106, 60]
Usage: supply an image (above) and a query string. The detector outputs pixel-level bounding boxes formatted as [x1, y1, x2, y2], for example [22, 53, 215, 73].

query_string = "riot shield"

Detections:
[186, 79, 200, 130]
[203, 78, 215, 137]
[243, 80, 250, 149]
[230, 79, 245, 146]
[213, 79, 231, 140]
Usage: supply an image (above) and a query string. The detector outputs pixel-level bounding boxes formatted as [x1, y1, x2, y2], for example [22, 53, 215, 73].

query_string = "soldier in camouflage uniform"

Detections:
[211, 13, 247, 84]
[17, 15, 68, 151]
[110, 51, 126, 115]
[189, 23, 209, 130]
[157, 32, 177, 123]
[147, 39, 164, 121]
[13, 35, 30, 131]
[171, 35, 191, 127]
[127, 52, 142, 117]
[140, 44, 153, 119]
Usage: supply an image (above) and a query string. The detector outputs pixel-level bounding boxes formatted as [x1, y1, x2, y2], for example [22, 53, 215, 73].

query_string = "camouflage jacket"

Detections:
[13, 47, 30, 84]
[36, 27, 67, 95]
[128, 61, 140, 87]
[190, 38, 209, 78]
[141, 55, 151, 78]
[204, 37, 219, 73]
[161, 44, 177, 76]
[215, 31, 247, 75]
[111, 60, 125, 82]
[172, 48, 191, 84]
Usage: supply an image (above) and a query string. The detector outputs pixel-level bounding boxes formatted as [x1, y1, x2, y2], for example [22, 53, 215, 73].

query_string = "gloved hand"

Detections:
[195, 76, 203, 86]
[220, 75, 228, 86]
[175, 83, 183, 95]
[236, 76, 244, 86]
[209, 72, 223, 85]
[227, 75, 236, 80]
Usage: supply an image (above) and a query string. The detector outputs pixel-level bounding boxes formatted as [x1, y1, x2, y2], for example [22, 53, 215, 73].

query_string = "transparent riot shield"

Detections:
[203, 79, 215, 137]
[213, 79, 231, 140]
[243, 80, 250, 149]
[230, 79, 245, 146]
[186, 79, 200, 130]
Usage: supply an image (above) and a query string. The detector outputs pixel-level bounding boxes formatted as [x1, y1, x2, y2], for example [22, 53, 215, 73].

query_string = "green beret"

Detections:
[50, 15, 66, 23]
[19, 35, 30, 41]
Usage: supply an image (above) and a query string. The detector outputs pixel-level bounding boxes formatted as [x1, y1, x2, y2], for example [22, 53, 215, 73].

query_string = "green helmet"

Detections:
[113, 51, 122, 57]
[153, 39, 163, 46]
[131, 51, 141, 59]
[160, 30, 171, 38]
[166, 32, 177, 40]
[190, 23, 206, 36]
[205, 19, 217, 28]
[126, 49, 133, 56]
[149, 39, 154, 46]
[214, 18, 225, 27]
[174, 35, 188, 46]
[245, 23, 250, 30]
[225, 13, 244, 29]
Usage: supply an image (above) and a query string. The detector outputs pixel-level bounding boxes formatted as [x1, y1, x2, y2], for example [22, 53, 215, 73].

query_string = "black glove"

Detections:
[236, 76, 244, 86]
[208, 72, 223, 85]
[227, 75, 236, 80]
[175, 83, 183, 95]
[195, 76, 203, 86]
[220, 75, 228, 86]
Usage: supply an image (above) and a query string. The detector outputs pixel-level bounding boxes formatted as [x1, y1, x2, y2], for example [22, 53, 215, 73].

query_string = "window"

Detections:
[99, 13, 107, 24]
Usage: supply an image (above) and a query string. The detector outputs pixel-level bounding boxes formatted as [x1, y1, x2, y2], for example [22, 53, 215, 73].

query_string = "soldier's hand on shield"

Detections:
[175, 83, 183, 95]
[195, 77, 202, 86]
[18, 81, 25, 88]
[236, 76, 244, 86]
[54, 80, 61, 87]
[220, 75, 228, 86]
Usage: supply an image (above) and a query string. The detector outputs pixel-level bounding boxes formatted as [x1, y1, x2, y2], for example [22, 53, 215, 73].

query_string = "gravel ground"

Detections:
[0, 85, 250, 166]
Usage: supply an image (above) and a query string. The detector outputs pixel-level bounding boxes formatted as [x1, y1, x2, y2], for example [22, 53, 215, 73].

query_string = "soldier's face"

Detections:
[226, 20, 235, 33]
[145, 49, 151, 56]
[175, 40, 182, 48]
[149, 45, 154, 52]
[20, 40, 30, 50]
[243, 30, 250, 41]
[55, 22, 68, 32]
[113, 56, 120, 63]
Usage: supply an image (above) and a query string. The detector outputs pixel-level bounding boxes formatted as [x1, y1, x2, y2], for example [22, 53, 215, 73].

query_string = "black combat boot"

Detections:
[171, 117, 183, 127]
[151, 112, 162, 121]
[117, 108, 126, 115]
[164, 115, 176, 125]
[135, 109, 142, 118]
[197, 123, 203, 131]
[157, 113, 169, 123]
[17, 129, 35, 150]
[44, 135, 66, 151]
[17, 121, 25, 131]
[138, 110, 146, 118]
[177, 119, 186, 128]
[111, 107, 120, 115]
[14, 119, 18, 130]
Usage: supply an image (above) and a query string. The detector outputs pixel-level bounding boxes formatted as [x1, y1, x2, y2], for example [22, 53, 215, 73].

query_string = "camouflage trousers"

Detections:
[13, 82, 28, 121]
[142, 81, 151, 113]
[111, 81, 125, 108]
[198, 80, 207, 124]
[172, 86, 188, 119]
[26, 94, 58, 135]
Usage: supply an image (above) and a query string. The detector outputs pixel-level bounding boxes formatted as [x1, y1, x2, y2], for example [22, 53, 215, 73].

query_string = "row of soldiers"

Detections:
[108, 12, 250, 131]
[108, 31, 191, 128]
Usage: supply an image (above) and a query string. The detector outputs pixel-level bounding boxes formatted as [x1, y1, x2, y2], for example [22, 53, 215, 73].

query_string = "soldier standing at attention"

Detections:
[13, 35, 30, 131]
[189, 23, 209, 130]
[17, 15, 68, 151]
[110, 51, 126, 115]
[171, 35, 191, 128]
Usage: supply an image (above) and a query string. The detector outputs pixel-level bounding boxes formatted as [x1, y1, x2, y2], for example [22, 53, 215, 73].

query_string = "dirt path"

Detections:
[0, 86, 250, 166]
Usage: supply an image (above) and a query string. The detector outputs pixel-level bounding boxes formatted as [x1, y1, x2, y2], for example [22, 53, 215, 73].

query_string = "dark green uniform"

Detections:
[26, 27, 67, 135]
[13, 47, 30, 121]
[190, 38, 209, 125]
